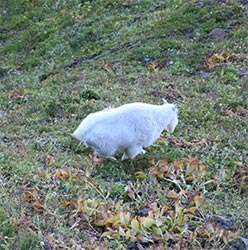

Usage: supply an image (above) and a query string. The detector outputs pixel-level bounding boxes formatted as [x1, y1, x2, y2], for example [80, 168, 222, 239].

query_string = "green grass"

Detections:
[0, 0, 247, 249]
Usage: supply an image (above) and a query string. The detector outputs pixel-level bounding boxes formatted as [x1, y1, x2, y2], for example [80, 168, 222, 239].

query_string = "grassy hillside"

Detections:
[0, 0, 247, 249]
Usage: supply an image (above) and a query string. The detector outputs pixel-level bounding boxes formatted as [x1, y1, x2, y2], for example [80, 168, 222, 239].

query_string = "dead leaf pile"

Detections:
[59, 157, 240, 249]
[196, 215, 241, 246]
[101, 61, 113, 72]
[232, 164, 248, 191]
[45, 153, 57, 167]
[24, 189, 44, 211]
[205, 52, 247, 69]
[149, 89, 185, 102]
[148, 158, 213, 190]
[8, 89, 29, 101]
[92, 199, 206, 245]
[157, 136, 215, 149]
[54, 168, 72, 181]
[224, 106, 248, 118]
[146, 61, 159, 71]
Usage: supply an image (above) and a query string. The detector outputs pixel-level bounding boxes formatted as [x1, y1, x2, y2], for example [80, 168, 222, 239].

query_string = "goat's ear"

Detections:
[162, 98, 168, 104]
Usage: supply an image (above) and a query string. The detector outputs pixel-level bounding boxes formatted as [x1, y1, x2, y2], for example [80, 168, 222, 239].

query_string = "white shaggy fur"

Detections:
[73, 102, 178, 160]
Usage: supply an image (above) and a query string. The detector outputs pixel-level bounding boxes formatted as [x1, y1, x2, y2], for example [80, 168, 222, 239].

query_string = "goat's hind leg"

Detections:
[121, 146, 146, 160]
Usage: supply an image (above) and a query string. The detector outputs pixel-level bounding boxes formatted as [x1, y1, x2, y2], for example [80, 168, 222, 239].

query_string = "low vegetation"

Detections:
[0, 0, 247, 249]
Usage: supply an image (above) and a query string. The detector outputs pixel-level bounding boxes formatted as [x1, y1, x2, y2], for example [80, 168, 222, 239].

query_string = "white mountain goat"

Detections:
[72, 101, 178, 160]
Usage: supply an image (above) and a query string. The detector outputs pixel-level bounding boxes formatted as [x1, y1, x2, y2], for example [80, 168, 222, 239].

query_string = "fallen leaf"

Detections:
[236, 106, 248, 116]
[146, 61, 159, 71]
[224, 109, 238, 118]
[60, 9, 65, 15]
[119, 226, 126, 236]
[208, 53, 225, 63]
[167, 190, 179, 199]
[205, 52, 247, 69]
[120, 211, 132, 226]
[24, 189, 44, 211]
[46, 153, 56, 167]
[140, 217, 156, 229]
[101, 231, 114, 238]
[24, 189, 41, 201]
[101, 61, 112, 72]
[134, 171, 146, 179]
[157, 159, 169, 168]
[30, 200, 44, 211]
[62, 200, 71, 207]
[8, 89, 28, 101]
[54, 168, 72, 180]
[205, 222, 215, 234]
[194, 196, 205, 207]
[131, 218, 140, 230]
[156, 137, 167, 143]
[232, 164, 248, 191]
[183, 206, 197, 215]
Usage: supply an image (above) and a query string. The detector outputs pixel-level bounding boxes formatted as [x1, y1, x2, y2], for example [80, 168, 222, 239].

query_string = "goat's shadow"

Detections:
[91, 153, 153, 182]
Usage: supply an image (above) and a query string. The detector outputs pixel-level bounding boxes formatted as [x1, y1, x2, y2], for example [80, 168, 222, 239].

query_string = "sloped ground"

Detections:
[0, 0, 247, 249]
